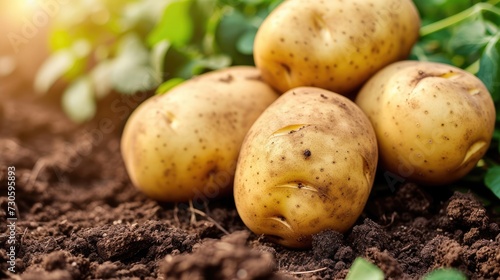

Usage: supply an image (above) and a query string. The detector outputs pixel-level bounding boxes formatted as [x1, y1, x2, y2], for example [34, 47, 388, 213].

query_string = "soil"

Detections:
[1, 93, 499, 280]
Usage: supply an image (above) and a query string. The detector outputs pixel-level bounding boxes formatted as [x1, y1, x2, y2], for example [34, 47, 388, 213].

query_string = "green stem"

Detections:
[420, 2, 500, 37]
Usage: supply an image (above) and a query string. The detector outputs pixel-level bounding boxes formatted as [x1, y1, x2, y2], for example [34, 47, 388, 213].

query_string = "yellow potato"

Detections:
[121, 66, 279, 202]
[355, 61, 496, 185]
[234, 87, 378, 248]
[253, 0, 420, 95]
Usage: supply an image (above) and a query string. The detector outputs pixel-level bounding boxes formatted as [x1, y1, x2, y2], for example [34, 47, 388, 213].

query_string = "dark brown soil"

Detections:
[1, 94, 499, 280]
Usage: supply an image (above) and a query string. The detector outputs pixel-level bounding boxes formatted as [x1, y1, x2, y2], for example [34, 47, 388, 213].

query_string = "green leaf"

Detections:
[196, 55, 231, 70]
[121, 0, 167, 31]
[150, 40, 171, 81]
[161, 47, 197, 79]
[147, 0, 194, 47]
[423, 268, 467, 280]
[215, 9, 255, 65]
[111, 63, 157, 94]
[116, 34, 149, 63]
[90, 60, 113, 99]
[175, 60, 205, 79]
[413, 0, 471, 23]
[61, 77, 96, 123]
[345, 258, 384, 280]
[190, 0, 217, 45]
[34, 50, 75, 94]
[237, 29, 257, 55]
[484, 165, 500, 200]
[180, 54, 231, 77]
[477, 35, 500, 102]
[448, 20, 490, 56]
[156, 78, 185, 95]
[111, 34, 158, 94]
[49, 28, 74, 50]
[216, 10, 249, 45]
[493, 129, 500, 141]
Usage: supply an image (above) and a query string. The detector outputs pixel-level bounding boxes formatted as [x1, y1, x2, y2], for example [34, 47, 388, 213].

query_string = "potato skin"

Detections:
[234, 87, 378, 248]
[121, 66, 279, 202]
[355, 61, 496, 185]
[253, 0, 420, 95]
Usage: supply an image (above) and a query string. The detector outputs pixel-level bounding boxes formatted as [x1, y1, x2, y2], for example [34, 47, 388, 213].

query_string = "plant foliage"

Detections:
[35, 0, 282, 121]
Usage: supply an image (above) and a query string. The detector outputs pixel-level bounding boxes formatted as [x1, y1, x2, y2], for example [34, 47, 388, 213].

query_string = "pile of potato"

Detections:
[121, 0, 495, 248]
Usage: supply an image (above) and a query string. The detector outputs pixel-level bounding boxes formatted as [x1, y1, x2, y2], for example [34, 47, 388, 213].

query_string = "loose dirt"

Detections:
[1, 94, 499, 280]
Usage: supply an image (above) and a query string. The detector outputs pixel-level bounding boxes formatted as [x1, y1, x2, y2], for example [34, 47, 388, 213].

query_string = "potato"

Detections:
[234, 87, 378, 248]
[253, 0, 420, 95]
[121, 66, 279, 202]
[355, 61, 496, 185]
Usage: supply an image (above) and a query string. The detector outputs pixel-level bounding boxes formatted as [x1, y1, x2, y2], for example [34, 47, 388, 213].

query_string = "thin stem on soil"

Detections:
[19, 227, 28, 248]
[287, 267, 328, 275]
[27, 158, 47, 190]
[190, 208, 230, 235]
[189, 200, 196, 224]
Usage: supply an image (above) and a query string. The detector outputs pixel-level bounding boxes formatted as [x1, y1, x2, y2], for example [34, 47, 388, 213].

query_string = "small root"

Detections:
[173, 203, 180, 225]
[189, 200, 196, 224]
[19, 227, 28, 251]
[399, 243, 413, 252]
[190, 208, 230, 235]
[381, 212, 397, 228]
[287, 267, 328, 275]
[27, 158, 48, 191]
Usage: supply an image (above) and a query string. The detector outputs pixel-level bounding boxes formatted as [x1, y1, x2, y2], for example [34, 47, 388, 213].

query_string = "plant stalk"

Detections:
[420, 2, 500, 37]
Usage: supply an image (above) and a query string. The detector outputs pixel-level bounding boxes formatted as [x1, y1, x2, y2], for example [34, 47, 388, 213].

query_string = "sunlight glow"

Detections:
[4, 0, 38, 18]
[25, 0, 38, 7]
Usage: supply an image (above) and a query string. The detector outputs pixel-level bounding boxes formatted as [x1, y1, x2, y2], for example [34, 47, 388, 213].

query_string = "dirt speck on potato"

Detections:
[303, 149, 312, 158]
[218, 74, 234, 83]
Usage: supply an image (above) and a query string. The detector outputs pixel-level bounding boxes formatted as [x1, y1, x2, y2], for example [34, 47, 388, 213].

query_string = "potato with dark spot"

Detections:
[121, 66, 279, 202]
[253, 0, 420, 95]
[234, 87, 378, 248]
[355, 61, 496, 185]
